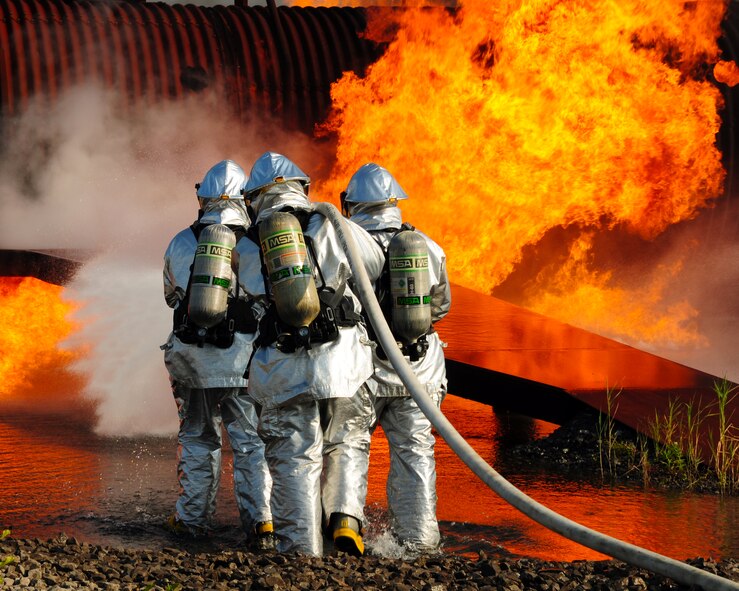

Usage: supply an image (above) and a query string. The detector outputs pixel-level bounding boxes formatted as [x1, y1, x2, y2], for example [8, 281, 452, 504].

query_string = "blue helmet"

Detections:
[195, 160, 247, 209]
[242, 152, 310, 198]
[344, 163, 408, 205]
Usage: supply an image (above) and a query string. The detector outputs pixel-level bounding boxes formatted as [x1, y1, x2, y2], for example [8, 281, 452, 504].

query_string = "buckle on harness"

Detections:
[403, 336, 429, 361]
[258, 295, 361, 353]
[375, 334, 429, 362]
[275, 326, 311, 353]
[174, 315, 235, 349]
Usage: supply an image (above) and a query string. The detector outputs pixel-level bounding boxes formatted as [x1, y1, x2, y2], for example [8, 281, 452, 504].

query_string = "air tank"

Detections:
[388, 230, 432, 344]
[259, 211, 320, 328]
[188, 223, 236, 328]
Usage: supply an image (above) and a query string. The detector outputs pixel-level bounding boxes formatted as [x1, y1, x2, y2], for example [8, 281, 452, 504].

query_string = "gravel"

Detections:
[1, 535, 738, 590]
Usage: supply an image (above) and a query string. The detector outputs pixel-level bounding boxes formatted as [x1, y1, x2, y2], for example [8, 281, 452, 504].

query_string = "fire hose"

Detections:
[314, 201, 739, 591]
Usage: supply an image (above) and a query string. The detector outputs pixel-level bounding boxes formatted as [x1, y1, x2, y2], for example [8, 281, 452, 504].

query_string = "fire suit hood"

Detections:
[254, 182, 313, 224]
[200, 199, 251, 228]
[348, 204, 403, 232]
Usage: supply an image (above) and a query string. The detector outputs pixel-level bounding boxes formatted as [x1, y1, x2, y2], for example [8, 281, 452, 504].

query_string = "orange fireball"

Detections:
[317, 0, 728, 348]
[0, 277, 93, 419]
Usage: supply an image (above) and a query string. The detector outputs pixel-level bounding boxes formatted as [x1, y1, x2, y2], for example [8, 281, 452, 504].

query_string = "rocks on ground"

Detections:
[1, 536, 738, 590]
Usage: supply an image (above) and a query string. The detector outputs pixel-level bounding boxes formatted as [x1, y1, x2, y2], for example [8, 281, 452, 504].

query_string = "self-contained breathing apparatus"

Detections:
[253, 210, 362, 353]
[368, 223, 434, 362]
[173, 222, 258, 348]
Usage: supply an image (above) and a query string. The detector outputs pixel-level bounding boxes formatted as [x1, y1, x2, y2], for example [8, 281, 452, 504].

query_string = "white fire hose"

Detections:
[314, 202, 739, 591]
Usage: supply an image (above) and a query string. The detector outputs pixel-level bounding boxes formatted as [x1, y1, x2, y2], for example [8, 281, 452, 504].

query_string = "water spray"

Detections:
[314, 201, 739, 591]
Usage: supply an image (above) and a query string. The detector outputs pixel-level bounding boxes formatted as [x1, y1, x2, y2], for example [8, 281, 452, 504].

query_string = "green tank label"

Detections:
[269, 268, 291, 283]
[292, 264, 311, 276]
[397, 296, 421, 306]
[390, 255, 428, 270]
[192, 275, 231, 289]
[209, 245, 232, 258]
[396, 294, 431, 306]
[195, 242, 232, 260]
[261, 230, 305, 254]
[269, 264, 312, 285]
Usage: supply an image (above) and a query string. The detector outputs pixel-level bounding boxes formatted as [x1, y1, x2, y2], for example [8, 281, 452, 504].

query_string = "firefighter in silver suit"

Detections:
[161, 159, 274, 549]
[242, 152, 385, 556]
[342, 162, 451, 552]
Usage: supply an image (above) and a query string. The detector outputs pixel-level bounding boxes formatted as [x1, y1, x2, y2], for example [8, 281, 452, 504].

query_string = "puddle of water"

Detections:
[1, 395, 737, 561]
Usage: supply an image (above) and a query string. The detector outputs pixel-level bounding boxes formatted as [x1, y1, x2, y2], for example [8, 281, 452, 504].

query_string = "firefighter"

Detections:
[161, 160, 274, 550]
[342, 162, 451, 552]
[242, 151, 385, 556]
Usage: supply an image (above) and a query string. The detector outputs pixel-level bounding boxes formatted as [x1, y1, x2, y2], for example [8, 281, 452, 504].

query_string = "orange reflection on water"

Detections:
[0, 418, 102, 533]
[0, 394, 736, 560]
[382, 395, 734, 562]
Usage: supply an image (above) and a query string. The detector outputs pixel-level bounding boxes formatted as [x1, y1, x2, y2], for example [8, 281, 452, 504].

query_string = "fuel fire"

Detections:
[318, 0, 733, 349]
[0, 277, 92, 420]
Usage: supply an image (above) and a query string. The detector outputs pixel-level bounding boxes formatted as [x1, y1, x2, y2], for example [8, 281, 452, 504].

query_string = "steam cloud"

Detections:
[643, 198, 739, 382]
[0, 85, 325, 436]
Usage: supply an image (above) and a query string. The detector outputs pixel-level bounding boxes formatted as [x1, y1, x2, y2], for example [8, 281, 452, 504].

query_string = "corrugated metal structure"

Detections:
[0, 0, 381, 130]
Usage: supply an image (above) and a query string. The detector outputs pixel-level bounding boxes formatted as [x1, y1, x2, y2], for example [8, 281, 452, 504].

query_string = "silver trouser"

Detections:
[258, 384, 373, 555]
[173, 384, 272, 535]
[373, 390, 444, 550]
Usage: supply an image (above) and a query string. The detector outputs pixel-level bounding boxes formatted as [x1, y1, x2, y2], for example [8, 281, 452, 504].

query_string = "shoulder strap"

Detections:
[248, 222, 272, 298]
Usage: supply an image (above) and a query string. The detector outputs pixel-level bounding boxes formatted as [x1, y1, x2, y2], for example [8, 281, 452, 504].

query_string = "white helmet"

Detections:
[343, 163, 408, 211]
[195, 160, 247, 210]
[242, 152, 310, 199]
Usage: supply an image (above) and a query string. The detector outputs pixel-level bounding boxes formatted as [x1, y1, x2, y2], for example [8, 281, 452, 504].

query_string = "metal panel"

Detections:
[0, 0, 381, 130]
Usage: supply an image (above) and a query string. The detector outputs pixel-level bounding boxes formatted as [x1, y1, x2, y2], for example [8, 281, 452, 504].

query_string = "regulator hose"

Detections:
[314, 202, 739, 591]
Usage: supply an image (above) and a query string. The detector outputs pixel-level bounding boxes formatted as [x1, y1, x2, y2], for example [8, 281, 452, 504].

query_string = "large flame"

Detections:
[317, 0, 730, 348]
[0, 277, 91, 416]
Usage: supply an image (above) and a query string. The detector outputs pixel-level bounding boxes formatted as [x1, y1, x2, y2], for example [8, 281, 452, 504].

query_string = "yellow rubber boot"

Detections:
[331, 513, 364, 557]
[255, 521, 276, 551]
[165, 514, 206, 538]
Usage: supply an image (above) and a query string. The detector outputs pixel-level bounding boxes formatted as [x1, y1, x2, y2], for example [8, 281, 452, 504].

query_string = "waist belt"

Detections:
[367, 317, 435, 362]
[257, 295, 362, 353]
[173, 299, 259, 349]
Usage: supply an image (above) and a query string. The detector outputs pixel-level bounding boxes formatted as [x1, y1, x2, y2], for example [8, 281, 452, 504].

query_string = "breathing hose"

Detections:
[314, 202, 739, 591]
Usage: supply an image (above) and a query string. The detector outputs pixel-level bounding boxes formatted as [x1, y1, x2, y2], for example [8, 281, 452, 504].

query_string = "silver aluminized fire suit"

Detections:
[242, 152, 385, 556]
[344, 162, 451, 551]
[161, 160, 272, 543]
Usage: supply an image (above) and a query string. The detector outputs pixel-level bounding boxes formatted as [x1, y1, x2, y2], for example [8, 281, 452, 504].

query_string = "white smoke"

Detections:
[0, 84, 324, 436]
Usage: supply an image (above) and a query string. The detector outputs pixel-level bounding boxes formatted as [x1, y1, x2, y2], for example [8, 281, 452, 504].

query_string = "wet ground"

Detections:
[2, 395, 738, 564]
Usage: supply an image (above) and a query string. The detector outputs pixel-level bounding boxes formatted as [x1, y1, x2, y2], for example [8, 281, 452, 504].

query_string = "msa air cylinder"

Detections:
[259, 211, 320, 328]
[188, 224, 236, 328]
[388, 230, 431, 343]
